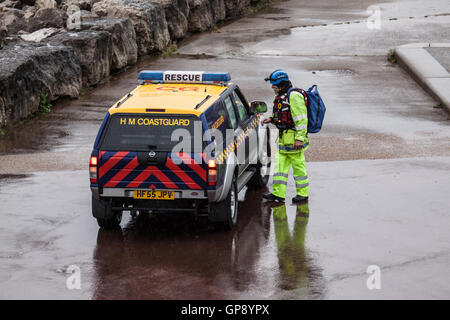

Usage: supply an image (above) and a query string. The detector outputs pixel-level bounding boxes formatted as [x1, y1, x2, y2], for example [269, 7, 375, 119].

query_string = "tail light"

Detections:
[90, 156, 98, 183]
[208, 159, 217, 186]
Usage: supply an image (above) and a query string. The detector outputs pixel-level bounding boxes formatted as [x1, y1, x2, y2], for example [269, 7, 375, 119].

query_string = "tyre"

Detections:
[96, 213, 122, 229]
[248, 129, 271, 189]
[210, 175, 238, 231]
[92, 195, 122, 229]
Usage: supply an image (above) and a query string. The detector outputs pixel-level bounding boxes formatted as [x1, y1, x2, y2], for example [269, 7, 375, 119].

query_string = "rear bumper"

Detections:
[110, 198, 208, 214]
[90, 187, 224, 219]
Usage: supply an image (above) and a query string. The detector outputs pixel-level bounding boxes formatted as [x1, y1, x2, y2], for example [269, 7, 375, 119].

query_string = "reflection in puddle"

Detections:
[271, 203, 324, 298]
[91, 190, 325, 299]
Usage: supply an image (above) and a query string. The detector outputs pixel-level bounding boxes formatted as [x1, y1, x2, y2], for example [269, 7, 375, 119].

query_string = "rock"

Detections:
[65, 9, 99, 31]
[162, 0, 189, 40]
[185, 0, 225, 32]
[27, 8, 67, 32]
[23, 5, 37, 19]
[35, 0, 57, 9]
[60, 0, 94, 11]
[21, 0, 37, 6]
[0, 0, 22, 9]
[187, 0, 213, 32]
[175, 0, 189, 17]
[92, 0, 170, 56]
[209, 0, 225, 23]
[0, 25, 7, 48]
[80, 18, 137, 71]
[0, 7, 27, 35]
[0, 42, 82, 126]
[79, 9, 99, 22]
[49, 30, 112, 86]
[20, 27, 60, 42]
[224, 0, 249, 17]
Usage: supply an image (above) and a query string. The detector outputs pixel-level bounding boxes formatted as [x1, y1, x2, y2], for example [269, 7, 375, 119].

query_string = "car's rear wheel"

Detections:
[92, 196, 122, 229]
[96, 212, 122, 229]
[211, 175, 238, 231]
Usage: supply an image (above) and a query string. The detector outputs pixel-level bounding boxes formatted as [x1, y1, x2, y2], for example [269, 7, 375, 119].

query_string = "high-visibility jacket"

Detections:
[272, 89, 309, 154]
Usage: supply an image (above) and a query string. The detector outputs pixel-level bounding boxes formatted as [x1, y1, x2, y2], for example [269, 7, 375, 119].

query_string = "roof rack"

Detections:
[115, 93, 133, 108]
[194, 95, 212, 110]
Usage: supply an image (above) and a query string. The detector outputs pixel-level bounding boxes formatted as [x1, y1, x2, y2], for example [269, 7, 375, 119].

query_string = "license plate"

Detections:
[133, 190, 175, 200]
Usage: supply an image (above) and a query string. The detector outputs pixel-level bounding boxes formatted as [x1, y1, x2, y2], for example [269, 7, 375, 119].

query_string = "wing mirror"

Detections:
[250, 101, 268, 114]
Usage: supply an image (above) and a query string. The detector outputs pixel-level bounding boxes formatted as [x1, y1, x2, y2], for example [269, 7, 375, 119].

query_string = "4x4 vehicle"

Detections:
[89, 71, 271, 230]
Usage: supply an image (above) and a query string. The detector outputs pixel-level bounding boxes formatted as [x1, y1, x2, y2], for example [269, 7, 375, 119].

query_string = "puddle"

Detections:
[259, 6, 288, 15]
[175, 53, 218, 60]
[0, 174, 31, 181]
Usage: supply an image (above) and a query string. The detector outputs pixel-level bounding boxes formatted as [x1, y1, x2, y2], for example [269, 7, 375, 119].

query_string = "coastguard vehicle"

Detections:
[89, 71, 271, 230]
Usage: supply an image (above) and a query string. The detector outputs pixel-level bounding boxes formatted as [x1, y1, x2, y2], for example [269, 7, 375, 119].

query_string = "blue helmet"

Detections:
[265, 69, 289, 85]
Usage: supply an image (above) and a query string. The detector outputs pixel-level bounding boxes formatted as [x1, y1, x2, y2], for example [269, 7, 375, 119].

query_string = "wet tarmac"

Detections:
[1, 0, 450, 299]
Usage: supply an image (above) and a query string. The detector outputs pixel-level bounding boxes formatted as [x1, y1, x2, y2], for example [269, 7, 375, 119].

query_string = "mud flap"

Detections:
[92, 195, 114, 219]
[208, 201, 228, 222]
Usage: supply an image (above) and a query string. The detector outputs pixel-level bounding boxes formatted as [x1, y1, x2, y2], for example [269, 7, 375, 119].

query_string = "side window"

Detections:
[205, 100, 228, 136]
[233, 89, 249, 122]
[224, 96, 238, 129]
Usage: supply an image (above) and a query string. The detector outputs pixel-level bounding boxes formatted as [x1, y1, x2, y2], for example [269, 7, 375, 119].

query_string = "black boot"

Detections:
[292, 195, 309, 203]
[263, 193, 285, 203]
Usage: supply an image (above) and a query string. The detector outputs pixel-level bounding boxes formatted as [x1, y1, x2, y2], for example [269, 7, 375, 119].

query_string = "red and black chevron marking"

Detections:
[98, 151, 207, 190]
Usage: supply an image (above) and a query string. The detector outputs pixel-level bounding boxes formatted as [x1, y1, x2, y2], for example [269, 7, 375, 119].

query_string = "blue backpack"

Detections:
[288, 85, 326, 133]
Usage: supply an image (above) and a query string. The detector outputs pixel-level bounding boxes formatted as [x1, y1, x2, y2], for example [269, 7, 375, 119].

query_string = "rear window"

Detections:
[99, 114, 203, 152]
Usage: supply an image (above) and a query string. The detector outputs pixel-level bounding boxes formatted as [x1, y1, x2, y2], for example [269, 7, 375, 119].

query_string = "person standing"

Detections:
[261, 70, 309, 203]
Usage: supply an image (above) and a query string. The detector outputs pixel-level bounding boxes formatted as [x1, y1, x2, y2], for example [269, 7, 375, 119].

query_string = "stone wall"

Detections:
[0, 0, 271, 127]
[0, 43, 82, 125]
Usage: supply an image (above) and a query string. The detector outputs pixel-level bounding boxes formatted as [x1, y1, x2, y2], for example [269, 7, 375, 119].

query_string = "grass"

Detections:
[387, 49, 397, 64]
[38, 92, 52, 114]
[79, 87, 86, 97]
[0, 92, 53, 136]
[162, 42, 178, 59]
[244, 0, 274, 15]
